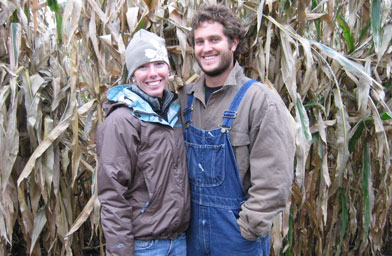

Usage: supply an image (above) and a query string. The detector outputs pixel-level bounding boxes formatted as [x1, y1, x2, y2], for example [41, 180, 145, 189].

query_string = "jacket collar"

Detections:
[189, 62, 245, 104]
[127, 85, 177, 115]
[105, 84, 180, 127]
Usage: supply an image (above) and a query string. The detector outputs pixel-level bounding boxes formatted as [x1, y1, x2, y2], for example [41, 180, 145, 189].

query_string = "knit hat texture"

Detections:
[125, 29, 170, 78]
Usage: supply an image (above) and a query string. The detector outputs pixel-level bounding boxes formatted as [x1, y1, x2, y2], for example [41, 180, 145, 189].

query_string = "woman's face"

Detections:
[133, 61, 169, 98]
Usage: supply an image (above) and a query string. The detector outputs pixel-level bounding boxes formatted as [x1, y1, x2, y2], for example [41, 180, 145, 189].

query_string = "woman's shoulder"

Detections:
[99, 104, 140, 131]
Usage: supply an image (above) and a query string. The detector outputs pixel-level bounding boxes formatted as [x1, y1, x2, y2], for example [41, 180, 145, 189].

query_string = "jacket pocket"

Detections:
[229, 130, 250, 147]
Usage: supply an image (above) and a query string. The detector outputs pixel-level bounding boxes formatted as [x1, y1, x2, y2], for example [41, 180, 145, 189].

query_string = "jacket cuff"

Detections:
[237, 218, 258, 241]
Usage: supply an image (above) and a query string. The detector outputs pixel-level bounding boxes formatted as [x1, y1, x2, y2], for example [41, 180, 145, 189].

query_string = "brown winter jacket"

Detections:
[96, 85, 190, 255]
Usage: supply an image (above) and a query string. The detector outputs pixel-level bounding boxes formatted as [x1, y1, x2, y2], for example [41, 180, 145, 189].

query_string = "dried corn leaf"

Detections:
[63, 0, 82, 47]
[65, 195, 95, 239]
[0, 81, 18, 193]
[30, 207, 47, 255]
[294, 95, 312, 190]
[126, 7, 140, 33]
[280, 29, 297, 102]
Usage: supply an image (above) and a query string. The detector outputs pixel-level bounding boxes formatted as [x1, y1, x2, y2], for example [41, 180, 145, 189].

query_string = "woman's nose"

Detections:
[148, 66, 158, 76]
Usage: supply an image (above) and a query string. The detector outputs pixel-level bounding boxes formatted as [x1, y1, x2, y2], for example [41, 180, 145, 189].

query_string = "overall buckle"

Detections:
[222, 110, 237, 119]
[218, 124, 231, 133]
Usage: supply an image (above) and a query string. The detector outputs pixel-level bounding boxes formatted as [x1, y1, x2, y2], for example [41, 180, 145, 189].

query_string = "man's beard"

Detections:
[196, 51, 234, 77]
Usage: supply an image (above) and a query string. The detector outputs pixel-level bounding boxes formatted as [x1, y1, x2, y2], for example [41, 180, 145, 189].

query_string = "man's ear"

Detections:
[231, 37, 239, 52]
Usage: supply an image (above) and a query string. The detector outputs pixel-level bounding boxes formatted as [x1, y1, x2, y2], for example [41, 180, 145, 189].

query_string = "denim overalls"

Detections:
[183, 80, 270, 256]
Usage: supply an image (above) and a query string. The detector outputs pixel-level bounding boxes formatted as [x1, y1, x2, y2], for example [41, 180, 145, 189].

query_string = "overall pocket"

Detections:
[185, 141, 225, 187]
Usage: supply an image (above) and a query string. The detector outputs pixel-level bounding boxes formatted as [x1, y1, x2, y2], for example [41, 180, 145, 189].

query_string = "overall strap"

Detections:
[183, 85, 195, 127]
[220, 80, 257, 132]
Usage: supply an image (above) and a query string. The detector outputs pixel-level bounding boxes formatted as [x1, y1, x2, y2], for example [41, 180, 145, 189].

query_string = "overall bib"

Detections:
[183, 80, 270, 256]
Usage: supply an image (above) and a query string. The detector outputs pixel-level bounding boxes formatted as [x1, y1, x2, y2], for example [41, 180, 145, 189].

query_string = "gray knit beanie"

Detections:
[125, 29, 170, 78]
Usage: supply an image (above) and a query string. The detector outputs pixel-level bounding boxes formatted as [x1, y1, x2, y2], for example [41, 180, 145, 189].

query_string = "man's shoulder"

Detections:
[237, 79, 287, 109]
[177, 83, 196, 98]
[245, 80, 280, 97]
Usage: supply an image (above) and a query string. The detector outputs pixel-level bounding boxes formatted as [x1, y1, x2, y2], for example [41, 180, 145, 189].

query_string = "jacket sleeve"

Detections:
[237, 93, 295, 240]
[96, 109, 139, 255]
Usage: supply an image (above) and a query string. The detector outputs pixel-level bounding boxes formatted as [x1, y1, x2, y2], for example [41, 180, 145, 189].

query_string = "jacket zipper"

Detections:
[140, 201, 150, 214]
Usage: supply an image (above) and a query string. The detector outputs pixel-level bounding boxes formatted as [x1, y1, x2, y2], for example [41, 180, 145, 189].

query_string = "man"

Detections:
[178, 4, 295, 256]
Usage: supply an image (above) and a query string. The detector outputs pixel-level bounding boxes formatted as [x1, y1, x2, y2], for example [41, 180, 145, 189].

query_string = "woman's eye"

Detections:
[155, 62, 165, 67]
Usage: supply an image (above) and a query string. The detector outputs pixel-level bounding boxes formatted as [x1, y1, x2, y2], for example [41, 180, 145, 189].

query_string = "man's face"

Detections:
[193, 21, 238, 78]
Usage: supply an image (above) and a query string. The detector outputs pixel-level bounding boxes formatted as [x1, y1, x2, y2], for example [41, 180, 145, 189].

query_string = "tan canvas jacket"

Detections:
[178, 62, 295, 240]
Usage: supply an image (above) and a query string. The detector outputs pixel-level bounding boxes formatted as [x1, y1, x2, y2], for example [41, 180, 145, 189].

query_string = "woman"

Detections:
[96, 29, 190, 256]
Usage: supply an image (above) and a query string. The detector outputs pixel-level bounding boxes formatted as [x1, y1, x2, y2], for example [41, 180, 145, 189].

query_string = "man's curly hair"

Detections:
[190, 4, 246, 60]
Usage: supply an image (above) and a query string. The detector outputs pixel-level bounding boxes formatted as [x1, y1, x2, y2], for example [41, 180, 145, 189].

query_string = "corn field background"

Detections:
[0, 0, 391, 255]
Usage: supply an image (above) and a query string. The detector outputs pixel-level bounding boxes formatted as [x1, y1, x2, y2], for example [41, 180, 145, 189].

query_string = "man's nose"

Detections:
[203, 41, 213, 51]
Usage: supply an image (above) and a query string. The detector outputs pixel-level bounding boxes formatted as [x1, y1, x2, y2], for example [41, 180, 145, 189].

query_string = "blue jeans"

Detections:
[134, 233, 186, 256]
